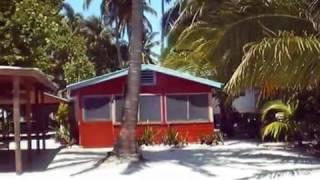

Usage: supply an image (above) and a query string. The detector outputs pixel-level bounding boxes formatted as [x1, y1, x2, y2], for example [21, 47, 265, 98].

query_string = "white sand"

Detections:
[1, 140, 320, 180]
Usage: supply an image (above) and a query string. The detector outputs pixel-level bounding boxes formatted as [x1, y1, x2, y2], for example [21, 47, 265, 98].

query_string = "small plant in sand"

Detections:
[163, 127, 180, 146]
[199, 133, 224, 145]
[180, 132, 189, 146]
[162, 128, 189, 147]
[137, 126, 156, 146]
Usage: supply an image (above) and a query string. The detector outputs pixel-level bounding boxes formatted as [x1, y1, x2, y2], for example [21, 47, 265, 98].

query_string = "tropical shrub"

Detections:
[162, 128, 190, 146]
[180, 132, 189, 146]
[55, 103, 71, 145]
[137, 126, 157, 146]
[163, 127, 180, 146]
[261, 100, 299, 142]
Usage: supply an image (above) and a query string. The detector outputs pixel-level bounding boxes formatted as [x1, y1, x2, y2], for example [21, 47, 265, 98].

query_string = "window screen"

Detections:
[115, 96, 124, 122]
[167, 94, 209, 122]
[83, 96, 110, 121]
[189, 94, 209, 120]
[139, 96, 161, 122]
[167, 95, 188, 121]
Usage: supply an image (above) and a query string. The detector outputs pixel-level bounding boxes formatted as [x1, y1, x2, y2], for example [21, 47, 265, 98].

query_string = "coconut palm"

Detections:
[81, 16, 122, 75]
[161, 0, 311, 82]
[142, 31, 159, 64]
[260, 100, 298, 141]
[115, 0, 143, 156]
[62, 3, 84, 33]
[63, 4, 123, 75]
[84, 0, 156, 68]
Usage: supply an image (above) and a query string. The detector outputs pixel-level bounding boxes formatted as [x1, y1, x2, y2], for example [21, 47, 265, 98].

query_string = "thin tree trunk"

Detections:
[114, 0, 143, 157]
[115, 22, 123, 68]
[160, 0, 165, 54]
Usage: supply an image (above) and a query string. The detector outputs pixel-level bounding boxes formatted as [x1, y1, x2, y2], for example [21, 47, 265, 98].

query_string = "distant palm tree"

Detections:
[142, 31, 159, 64]
[62, 3, 84, 33]
[63, 4, 122, 75]
[82, 16, 121, 75]
[84, 0, 156, 68]
[115, 0, 143, 156]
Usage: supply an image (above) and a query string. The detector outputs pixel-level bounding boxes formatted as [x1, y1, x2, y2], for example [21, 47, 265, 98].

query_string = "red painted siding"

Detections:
[73, 71, 215, 148]
[79, 122, 114, 147]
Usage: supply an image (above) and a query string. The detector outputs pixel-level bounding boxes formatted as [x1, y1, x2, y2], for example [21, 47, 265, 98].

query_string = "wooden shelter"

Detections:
[0, 66, 57, 174]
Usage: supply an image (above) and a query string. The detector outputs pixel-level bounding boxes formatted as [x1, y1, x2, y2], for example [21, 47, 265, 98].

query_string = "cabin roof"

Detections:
[67, 64, 223, 91]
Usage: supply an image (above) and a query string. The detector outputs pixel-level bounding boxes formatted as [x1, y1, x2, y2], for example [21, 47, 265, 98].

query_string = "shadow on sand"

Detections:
[2, 140, 320, 179]
[121, 140, 320, 179]
[0, 147, 62, 172]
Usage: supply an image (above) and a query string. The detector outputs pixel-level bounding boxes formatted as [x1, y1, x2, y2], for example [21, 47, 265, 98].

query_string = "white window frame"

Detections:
[165, 93, 211, 124]
[82, 95, 112, 122]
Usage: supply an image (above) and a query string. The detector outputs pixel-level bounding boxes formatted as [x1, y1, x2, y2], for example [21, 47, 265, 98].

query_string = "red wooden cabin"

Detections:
[67, 65, 223, 148]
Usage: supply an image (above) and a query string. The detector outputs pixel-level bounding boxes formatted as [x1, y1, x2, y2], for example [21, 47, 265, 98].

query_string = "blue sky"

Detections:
[65, 0, 170, 55]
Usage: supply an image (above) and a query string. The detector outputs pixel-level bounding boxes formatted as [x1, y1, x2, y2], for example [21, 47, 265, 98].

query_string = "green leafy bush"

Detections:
[54, 103, 71, 145]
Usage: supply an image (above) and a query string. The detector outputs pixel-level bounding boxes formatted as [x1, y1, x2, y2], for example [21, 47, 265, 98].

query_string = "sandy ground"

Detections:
[1, 139, 320, 180]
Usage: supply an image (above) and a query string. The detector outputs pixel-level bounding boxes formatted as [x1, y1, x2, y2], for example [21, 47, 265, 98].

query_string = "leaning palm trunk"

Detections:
[160, 0, 165, 54]
[115, 22, 123, 68]
[114, 0, 143, 156]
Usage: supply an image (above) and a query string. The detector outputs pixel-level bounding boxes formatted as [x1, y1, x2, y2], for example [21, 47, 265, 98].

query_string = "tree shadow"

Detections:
[33, 140, 320, 179]
[46, 149, 110, 173]
[120, 140, 320, 178]
[0, 147, 62, 172]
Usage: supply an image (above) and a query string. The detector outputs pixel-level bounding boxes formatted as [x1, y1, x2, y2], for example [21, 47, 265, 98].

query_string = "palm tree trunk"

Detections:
[115, 22, 123, 68]
[160, 0, 165, 54]
[114, 0, 143, 156]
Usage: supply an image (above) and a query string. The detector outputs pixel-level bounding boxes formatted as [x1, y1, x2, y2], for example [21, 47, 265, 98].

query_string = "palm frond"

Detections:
[262, 121, 290, 141]
[261, 100, 293, 121]
[213, 14, 315, 79]
[224, 31, 320, 98]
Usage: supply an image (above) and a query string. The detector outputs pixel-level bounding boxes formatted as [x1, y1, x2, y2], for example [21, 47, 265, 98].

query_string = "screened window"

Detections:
[139, 95, 161, 122]
[189, 94, 209, 120]
[83, 96, 111, 121]
[167, 95, 188, 121]
[114, 95, 161, 123]
[167, 94, 209, 122]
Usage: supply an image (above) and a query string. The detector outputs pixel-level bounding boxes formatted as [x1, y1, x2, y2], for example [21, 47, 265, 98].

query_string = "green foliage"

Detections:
[162, 128, 189, 146]
[162, 0, 314, 82]
[0, 0, 95, 87]
[137, 126, 157, 146]
[224, 31, 320, 98]
[163, 127, 180, 146]
[55, 103, 71, 145]
[260, 100, 298, 141]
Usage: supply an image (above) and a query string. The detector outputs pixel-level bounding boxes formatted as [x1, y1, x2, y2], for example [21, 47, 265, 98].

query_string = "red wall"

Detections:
[73, 72, 215, 148]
